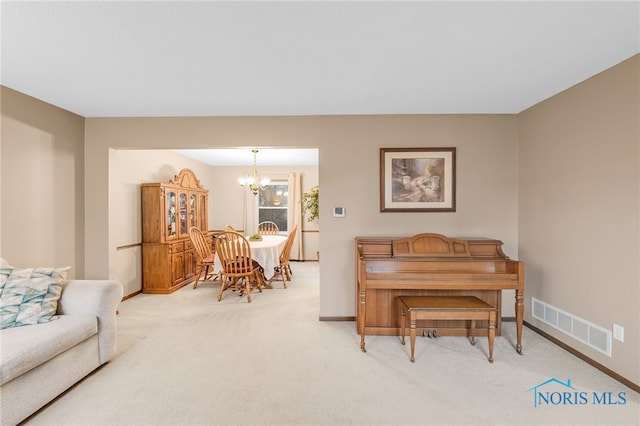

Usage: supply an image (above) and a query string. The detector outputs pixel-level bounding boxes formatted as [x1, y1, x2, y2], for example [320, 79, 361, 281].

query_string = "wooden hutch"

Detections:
[141, 169, 209, 294]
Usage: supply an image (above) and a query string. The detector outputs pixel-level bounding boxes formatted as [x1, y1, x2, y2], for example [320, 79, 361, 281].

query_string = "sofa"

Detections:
[0, 276, 123, 426]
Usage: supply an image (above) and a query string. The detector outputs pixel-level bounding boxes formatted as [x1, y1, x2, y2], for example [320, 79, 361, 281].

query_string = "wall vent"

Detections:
[531, 297, 611, 356]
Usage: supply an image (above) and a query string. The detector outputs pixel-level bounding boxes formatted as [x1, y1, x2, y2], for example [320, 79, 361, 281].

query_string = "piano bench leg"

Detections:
[409, 316, 417, 362]
[400, 308, 406, 346]
[469, 319, 476, 346]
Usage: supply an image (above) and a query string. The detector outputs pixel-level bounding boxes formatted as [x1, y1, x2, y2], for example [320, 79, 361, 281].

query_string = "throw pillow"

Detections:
[32, 266, 71, 280]
[0, 266, 70, 329]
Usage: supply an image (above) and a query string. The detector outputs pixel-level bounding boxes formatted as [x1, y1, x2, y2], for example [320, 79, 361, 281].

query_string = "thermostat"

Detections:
[333, 207, 346, 218]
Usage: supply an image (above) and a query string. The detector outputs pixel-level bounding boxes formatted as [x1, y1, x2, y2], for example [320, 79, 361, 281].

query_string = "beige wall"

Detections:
[1, 87, 85, 278]
[84, 115, 520, 319]
[518, 55, 640, 384]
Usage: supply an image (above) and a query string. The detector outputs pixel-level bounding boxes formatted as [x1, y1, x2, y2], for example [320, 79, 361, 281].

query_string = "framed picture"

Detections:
[380, 147, 456, 212]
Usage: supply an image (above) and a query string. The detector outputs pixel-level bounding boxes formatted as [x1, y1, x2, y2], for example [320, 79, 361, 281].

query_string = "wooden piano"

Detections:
[355, 233, 524, 353]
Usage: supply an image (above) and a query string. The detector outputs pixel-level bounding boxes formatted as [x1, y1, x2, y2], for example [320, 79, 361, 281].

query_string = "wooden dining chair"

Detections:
[188, 226, 219, 289]
[214, 231, 264, 303]
[272, 225, 297, 288]
[257, 221, 279, 235]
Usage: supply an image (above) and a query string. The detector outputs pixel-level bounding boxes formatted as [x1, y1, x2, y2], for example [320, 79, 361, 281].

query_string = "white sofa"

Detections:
[0, 279, 123, 426]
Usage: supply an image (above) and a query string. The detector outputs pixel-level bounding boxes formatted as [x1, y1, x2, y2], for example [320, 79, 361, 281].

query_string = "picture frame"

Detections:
[380, 147, 456, 212]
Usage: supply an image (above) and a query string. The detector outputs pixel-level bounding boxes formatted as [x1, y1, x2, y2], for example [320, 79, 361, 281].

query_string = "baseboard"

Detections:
[525, 321, 640, 393]
[321, 316, 513, 324]
[319, 316, 355, 321]
[122, 290, 141, 301]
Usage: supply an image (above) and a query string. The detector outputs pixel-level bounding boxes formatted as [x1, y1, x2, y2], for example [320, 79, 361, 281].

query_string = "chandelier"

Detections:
[239, 149, 270, 195]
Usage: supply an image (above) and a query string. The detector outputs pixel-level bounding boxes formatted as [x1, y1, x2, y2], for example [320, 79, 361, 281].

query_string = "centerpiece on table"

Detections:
[249, 234, 263, 241]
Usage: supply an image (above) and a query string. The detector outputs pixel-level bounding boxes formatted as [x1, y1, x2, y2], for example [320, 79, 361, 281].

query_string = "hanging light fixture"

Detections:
[239, 149, 270, 195]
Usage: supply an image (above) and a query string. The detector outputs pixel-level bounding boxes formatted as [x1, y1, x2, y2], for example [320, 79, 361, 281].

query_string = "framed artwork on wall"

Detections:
[380, 147, 456, 212]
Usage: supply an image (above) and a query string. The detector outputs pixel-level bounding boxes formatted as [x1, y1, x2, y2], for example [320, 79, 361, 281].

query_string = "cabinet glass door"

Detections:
[199, 194, 207, 231]
[190, 193, 197, 229]
[166, 190, 177, 239]
[179, 192, 188, 237]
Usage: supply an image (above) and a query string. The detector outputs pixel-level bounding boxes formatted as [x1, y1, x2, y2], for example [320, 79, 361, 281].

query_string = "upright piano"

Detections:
[355, 233, 524, 353]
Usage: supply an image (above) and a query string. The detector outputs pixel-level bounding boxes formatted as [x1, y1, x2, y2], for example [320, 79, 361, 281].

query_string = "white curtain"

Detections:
[288, 173, 303, 260]
[245, 189, 258, 236]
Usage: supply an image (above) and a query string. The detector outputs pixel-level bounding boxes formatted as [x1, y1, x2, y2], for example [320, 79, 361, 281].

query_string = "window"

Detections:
[258, 182, 288, 233]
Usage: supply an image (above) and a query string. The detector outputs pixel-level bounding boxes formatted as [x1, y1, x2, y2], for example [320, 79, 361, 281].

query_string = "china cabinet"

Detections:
[141, 169, 209, 294]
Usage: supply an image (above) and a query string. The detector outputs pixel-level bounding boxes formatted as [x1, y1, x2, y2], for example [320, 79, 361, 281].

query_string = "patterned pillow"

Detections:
[0, 266, 70, 329]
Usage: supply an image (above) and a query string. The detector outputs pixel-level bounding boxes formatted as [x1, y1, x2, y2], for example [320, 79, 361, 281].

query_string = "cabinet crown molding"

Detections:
[169, 168, 204, 189]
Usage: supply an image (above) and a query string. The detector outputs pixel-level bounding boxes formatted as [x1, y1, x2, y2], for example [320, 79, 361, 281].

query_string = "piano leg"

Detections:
[359, 288, 367, 352]
[488, 310, 496, 363]
[515, 289, 524, 354]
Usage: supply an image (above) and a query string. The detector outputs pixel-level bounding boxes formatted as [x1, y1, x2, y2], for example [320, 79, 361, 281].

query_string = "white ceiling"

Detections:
[2, 1, 638, 118]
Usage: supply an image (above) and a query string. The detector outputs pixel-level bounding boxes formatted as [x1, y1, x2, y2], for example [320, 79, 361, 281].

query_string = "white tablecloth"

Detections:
[214, 235, 287, 280]
[248, 235, 287, 279]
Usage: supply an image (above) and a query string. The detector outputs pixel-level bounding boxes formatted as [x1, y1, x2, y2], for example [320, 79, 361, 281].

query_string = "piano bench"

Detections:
[398, 295, 496, 363]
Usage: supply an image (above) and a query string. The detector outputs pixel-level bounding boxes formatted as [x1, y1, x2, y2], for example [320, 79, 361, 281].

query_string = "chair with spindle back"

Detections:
[272, 225, 297, 288]
[257, 221, 279, 235]
[188, 226, 218, 289]
[214, 231, 264, 303]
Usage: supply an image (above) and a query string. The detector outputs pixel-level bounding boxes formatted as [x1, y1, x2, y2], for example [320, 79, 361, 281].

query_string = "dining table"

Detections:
[213, 234, 287, 288]
[247, 235, 287, 281]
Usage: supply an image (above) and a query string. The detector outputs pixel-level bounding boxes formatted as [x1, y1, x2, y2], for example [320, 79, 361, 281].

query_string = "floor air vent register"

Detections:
[532, 297, 611, 357]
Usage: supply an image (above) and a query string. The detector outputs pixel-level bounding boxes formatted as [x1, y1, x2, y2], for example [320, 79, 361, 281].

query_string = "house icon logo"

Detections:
[527, 378, 627, 407]
[527, 378, 580, 407]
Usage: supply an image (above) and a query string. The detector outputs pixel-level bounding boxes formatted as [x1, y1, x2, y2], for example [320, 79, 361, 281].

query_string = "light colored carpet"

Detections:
[25, 262, 639, 425]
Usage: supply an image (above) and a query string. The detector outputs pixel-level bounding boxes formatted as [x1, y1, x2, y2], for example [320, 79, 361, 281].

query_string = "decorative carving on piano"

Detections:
[392, 233, 471, 258]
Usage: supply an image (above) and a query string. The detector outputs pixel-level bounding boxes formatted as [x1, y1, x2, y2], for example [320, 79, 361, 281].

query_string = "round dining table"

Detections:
[213, 234, 287, 285]
[247, 235, 287, 280]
